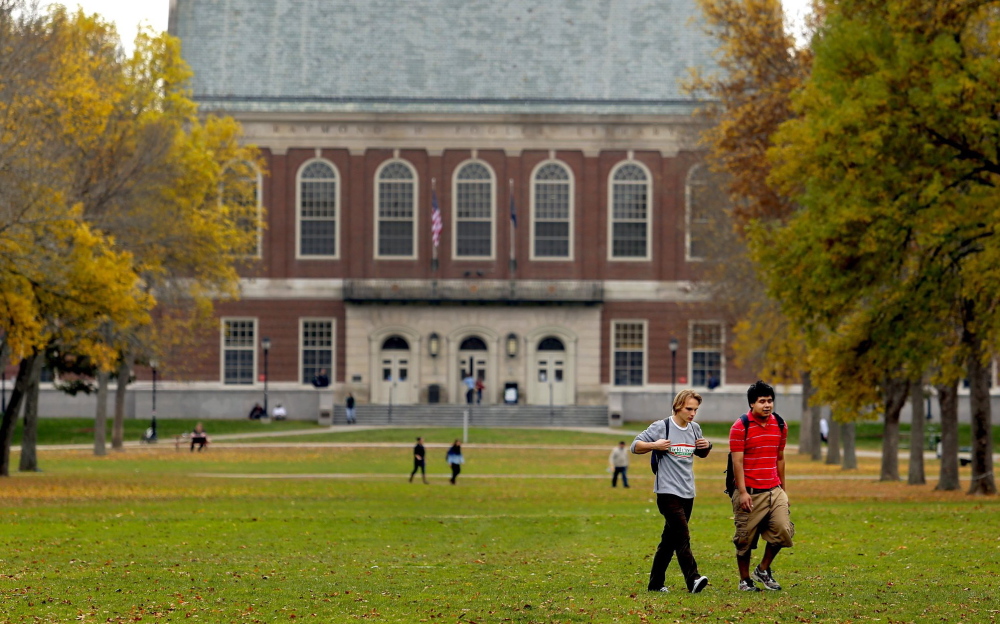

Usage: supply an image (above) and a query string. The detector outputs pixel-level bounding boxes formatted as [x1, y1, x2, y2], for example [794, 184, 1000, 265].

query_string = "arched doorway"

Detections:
[457, 336, 489, 405]
[380, 335, 412, 404]
[535, 337, 567, 406]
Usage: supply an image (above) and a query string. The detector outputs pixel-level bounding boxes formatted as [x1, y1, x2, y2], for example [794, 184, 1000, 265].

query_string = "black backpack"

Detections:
[649, 419, 671, 474]
[723, 412, 785, 496]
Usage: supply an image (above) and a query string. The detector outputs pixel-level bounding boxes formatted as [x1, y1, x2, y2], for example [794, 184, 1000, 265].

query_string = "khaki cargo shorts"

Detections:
[731, 486, 795, 557]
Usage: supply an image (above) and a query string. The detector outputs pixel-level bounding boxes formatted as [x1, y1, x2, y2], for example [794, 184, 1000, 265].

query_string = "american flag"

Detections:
[431, 189, 442, 248]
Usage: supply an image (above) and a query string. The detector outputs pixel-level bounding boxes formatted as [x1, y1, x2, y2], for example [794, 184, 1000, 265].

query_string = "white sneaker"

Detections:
[690, 575, 708, 593]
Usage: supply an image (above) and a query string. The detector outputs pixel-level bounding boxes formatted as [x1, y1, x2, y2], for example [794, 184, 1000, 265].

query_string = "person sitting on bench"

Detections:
[191, 422, 209, 452]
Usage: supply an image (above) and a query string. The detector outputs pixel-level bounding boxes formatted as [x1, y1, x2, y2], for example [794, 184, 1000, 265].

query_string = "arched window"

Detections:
[297, 160, 338, 258]
[221, 161, 262, 258]
[382, 336, 410, 350]
[531, 162, 572, 259]
[376, 161, 417, 258]
[538, 337, 565, 351]
[609, 162, 650, 260]
[459, 336, 488, 351]
[454, 162, 494, 258]
[686, 164, 729, 261]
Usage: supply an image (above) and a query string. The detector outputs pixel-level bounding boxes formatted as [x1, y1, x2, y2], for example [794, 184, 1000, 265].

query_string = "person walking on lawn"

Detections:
[410, 436, 428, 483]
[631, 389, 712, 594]
[730, 380, 794, 592]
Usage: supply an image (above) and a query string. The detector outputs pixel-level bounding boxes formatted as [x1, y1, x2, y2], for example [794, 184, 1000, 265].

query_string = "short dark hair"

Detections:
[747, 380, 775, 406]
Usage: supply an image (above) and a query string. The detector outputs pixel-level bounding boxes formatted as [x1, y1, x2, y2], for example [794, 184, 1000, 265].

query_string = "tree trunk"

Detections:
[799, 370, 813, 456]
[826, 412, 841, 465]
[810, 402, 823, 461]
[907, 380, 926, 485]
[935, 381, 960, 491]
[966, 345, 997, 495]
[112, 357, 131, 450]
[880, 378, 910, 481]
[841, 422, 858, 470]
[0, 354, 38, 477]
[94, 370, 110, 456]
[17, 354, 44, 472]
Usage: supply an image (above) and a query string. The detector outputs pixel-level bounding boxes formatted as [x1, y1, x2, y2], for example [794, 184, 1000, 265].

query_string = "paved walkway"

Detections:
[25, 425, 965, 460]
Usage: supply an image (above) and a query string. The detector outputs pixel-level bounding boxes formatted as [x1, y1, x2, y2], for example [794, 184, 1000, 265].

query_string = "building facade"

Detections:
[161, 0, 750, 420]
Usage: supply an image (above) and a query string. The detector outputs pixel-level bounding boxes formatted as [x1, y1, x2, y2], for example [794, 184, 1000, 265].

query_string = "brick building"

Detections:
[159, 0, 747, 420]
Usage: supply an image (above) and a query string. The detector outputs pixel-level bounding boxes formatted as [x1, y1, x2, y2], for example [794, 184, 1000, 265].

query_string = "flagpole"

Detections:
[431, 177, 438, 272]
[509, 178, 516, 276]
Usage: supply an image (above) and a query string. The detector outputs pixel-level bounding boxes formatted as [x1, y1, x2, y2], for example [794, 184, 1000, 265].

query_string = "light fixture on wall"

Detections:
[428, 332, 440, 358]
[506, 333, 518, 358]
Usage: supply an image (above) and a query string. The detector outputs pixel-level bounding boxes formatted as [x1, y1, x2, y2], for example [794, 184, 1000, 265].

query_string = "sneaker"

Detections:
[690, 576, 708, 594]
[751, 566, 782, 591]
[738, 579, 761, 592]
[648, 587, 669, 592]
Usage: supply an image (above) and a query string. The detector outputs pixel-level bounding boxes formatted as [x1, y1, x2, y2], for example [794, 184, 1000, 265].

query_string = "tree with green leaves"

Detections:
[763, 0, 999, 494]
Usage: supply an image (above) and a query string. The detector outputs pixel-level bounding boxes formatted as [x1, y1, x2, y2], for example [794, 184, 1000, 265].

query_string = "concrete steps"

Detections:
[333, 404, 608, 427]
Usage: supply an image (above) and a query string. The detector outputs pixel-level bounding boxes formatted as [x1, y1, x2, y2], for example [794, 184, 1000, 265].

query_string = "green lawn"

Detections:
[0, 431, 997, 622]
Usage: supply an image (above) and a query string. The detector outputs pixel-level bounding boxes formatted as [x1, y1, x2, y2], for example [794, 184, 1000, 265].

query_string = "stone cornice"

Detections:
[231, 112, 708, 157]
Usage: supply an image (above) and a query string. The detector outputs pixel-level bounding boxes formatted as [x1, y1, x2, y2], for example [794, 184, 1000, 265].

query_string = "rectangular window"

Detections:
[690, 322, 723, 387]
[611, 182, 648, 258]
[613, 321, 645, 386]
[301, 319, 334, 384]
[533, 171, 571, 258]
[377, 177, 415, 256]
[456, 180, 492, 257]
[222, 319, 256, 385]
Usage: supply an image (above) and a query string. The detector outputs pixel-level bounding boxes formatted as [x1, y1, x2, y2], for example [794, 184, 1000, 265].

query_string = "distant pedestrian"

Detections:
[410, 436, 428, 483]
[475, 378, 484, 404]
[446, 439, 464, 484]
[311, 368, 330, 388]
[609, 441, 630, 488]
[345, 393, 356, 424]
[463, 373, 475, 405]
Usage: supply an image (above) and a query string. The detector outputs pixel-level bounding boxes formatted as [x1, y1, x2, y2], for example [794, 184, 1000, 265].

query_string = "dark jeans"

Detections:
[612, 466, 629, 487]
[649, 494, 700, 591]
[410, 460, 425, 481]
[450, 463, 461, 484]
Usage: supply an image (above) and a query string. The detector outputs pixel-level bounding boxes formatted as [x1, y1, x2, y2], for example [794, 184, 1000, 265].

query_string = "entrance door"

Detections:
[457, 336, 489, 405]
[536, 337, 567, 405]
[380, 336, 412, 404]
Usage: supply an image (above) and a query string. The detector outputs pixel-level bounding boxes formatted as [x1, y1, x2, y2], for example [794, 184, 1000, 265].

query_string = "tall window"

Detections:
[613, 321, 646, 386]
[301, 319, 334, 384]
[298, 160, 338, 257]
[454, 162, 494, 258]
[686, 165, 728, 261]
[222, 161, 262, 258]
[690, 322, 724, 387]
[532, 162, 572, 259]
[222, 319, 256, 385]
[609, 163, 650, 259]
[376, 161, 416, 258]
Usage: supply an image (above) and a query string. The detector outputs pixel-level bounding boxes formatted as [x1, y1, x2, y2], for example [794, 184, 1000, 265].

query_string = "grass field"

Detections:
[1, 426, 997, 623]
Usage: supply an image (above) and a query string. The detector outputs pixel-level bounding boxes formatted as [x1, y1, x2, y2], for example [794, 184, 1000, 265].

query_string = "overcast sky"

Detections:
[48, 0, 814, 53]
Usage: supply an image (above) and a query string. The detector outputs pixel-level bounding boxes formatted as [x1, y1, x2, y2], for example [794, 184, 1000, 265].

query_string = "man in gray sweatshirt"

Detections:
[631, 389, 713, 593]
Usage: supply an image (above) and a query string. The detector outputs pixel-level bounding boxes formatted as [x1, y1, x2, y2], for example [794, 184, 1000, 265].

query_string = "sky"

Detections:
[47, 0, 814, 52]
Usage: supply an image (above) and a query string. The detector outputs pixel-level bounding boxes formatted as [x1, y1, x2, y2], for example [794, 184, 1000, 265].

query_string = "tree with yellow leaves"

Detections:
[0, 1, 261, 469]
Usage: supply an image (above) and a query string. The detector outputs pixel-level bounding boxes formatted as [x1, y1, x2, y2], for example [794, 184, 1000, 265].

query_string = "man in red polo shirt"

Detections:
[730, 380, 794, 592]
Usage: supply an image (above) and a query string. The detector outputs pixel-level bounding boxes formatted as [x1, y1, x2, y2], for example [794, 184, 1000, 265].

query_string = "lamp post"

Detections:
[149, 359, 158, 442]
[669, 337, 679, 397]
[262, 337, 271, 416]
